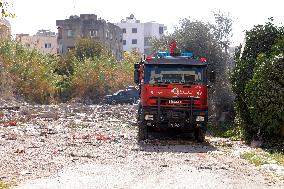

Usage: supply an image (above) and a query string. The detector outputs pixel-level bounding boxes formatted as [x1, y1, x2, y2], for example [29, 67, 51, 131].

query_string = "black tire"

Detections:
[137, 103, 148, 140]
[138, 123, 148, 141]
[194, 127, 205, 143]
[137, 103, 142, 122]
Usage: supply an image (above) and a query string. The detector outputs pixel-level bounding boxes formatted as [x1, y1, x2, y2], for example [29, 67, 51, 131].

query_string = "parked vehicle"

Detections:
[134, 45, 215, 142]
[103, 88, 139, 104]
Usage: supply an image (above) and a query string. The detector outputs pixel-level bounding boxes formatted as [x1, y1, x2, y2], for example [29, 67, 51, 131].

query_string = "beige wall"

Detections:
[16, 35, 58, 55]
[0, 18, 11, 39]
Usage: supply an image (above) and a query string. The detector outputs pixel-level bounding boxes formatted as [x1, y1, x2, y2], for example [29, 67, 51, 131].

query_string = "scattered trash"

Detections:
[4, 120, 17, 127]
[52, 149, 60, 155]
[160, 164, 168, 167]
[0, 100, 283, 188]
[260, 164, 284, 176]
[47, 128, 57, 135]
[14, 148, 25, 154]
[19, 170, 32, 175]
[6, 133, 17, 140]
[95, 134, 112, 141]
[81, 134, 91, 140]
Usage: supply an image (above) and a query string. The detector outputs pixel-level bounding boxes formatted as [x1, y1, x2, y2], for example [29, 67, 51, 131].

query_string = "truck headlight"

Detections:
[196, 116, 205, 122]
[145, 114, 154, 120]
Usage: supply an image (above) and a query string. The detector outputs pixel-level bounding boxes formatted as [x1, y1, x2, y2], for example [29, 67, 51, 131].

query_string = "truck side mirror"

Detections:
[134, 64, 140, 84]
[209, 71, 215, 83]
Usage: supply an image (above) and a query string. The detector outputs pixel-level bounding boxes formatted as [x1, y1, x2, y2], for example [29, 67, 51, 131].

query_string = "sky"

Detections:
[6, 0, 284, 46]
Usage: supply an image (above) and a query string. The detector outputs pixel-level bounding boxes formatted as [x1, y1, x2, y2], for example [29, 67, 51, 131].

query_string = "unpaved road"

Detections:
[0, 103, 284, 189]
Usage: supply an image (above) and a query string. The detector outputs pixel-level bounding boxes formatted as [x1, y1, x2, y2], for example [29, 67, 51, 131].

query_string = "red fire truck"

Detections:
[134, 50, 214, 142]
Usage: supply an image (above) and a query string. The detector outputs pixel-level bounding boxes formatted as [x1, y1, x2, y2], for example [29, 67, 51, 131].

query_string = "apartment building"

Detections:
[16, 30, 57, 55]
[56, 14, 123, 60]
[116, 14, 167, 55]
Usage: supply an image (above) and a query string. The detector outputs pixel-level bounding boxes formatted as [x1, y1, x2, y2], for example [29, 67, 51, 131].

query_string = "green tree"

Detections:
[231, 19, 284, 141]
[73, 38, 107, 60]
[245, 52, 284, 140]
[212, 10, 233, 53]
[151, 35, 175, 54]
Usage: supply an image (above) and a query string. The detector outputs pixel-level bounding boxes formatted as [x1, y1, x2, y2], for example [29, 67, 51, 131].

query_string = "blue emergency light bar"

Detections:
[156, 52, 194, 58]
[157, 52, 170, 57]
[181, 52, 193, 57]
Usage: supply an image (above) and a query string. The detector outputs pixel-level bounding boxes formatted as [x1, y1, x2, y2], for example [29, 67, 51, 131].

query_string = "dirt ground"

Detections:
[0, 102, 284, 189]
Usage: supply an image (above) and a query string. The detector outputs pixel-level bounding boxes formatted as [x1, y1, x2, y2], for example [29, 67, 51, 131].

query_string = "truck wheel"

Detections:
[137, 103, 142, 122]
[138, 123, 148, 141]
[194, 127, 205, 143]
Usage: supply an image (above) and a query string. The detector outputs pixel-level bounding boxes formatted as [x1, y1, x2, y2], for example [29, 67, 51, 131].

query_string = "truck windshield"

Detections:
[144, 64, 206, 84]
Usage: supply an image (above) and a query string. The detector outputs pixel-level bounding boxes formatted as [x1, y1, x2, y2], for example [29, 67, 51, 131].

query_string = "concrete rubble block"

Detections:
[250, 140, 263, 148]
[260, 163, 284, 176]
[37, 112, 59, 120]
[14, 148, 25, 154]
[6, 133, 17, 140]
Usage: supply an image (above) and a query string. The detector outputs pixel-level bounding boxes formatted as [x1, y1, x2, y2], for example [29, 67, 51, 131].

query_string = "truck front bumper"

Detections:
[141, 106, 208, 129]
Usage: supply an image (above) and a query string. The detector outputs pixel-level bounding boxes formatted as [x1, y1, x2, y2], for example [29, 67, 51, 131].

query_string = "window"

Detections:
[144, 65, 205, 84]
[118, 91, 126, 96]
[132, 28, 137, 33]
[159, 27, 164, 34]
[110, 33, 113, 40]
[25, 43, 30, 48]
[123, 40, 126, 45]
[122, 28, 126, 33]
[67, 30, 73, 37]
[45, 43, 51, 48]
[132, 39, 137, 44]
[89, 30, 98, 37]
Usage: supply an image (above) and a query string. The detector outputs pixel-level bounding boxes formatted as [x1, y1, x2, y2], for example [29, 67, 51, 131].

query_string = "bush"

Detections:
[73, 38, 107, 60]
[245, 53, 284, 140]
[67, 38, 138, 102]
[231, 20, 284, 141]
[70, 55, 116, 101]
[0, 40, 61, 103]
[0, 39, 138, 104]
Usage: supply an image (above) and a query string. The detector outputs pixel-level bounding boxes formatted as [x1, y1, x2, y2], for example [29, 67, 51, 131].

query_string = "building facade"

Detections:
[56, 14, 123, 60]
[0, 18, 11, 39]
[16, 30, 57, 55]
[116, 14, 167, 55]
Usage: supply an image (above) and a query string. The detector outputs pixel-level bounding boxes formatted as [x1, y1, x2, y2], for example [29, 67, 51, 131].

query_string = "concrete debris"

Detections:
[250, 140, 263, 149]
[261, 164, 284, 176]
[0, 99, 283, 188]
[14, 148, 25, 154]
[19, 170, 32, 176]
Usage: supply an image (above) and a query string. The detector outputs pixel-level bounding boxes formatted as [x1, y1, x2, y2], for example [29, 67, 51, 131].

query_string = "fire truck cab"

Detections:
[134, 52, 213, 142]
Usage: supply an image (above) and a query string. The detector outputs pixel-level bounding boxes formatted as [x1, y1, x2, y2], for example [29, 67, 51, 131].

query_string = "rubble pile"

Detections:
[0, 100, 283, 188]
[0, 102, 137, 183]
